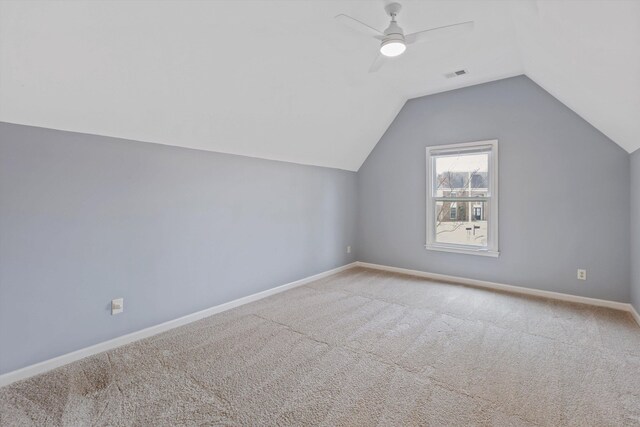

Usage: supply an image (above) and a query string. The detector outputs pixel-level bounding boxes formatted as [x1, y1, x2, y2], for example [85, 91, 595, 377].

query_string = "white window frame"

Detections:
[425, 140, 499, 257]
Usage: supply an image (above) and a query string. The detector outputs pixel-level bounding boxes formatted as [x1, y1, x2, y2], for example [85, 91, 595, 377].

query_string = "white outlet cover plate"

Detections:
[111, 298, 124, 315]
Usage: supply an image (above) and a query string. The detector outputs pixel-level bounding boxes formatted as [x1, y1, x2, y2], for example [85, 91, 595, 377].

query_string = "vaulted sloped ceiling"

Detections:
[0, 0, 638, 171]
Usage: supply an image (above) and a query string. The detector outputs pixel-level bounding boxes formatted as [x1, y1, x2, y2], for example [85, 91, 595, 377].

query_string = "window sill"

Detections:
[424, 244, 500, 258]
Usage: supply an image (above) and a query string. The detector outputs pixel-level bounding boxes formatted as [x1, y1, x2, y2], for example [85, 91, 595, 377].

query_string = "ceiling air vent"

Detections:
[445, 69, 468, 78]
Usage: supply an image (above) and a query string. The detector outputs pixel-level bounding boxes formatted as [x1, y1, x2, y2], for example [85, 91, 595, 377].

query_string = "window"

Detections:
[426, 140, 499, 257]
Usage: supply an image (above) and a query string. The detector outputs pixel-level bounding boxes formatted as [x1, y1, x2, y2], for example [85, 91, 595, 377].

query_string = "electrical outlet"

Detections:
[111, 298, 124, 315]
[346, 246, 351, 254]
[577, 269, 587, 281]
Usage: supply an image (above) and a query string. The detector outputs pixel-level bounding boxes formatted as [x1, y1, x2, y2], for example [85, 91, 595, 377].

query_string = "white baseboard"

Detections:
[355, 262, 638, 319]
[3, 260, 637, 388]
[631, 305, 640, 327]
[0, 262, 356, 388]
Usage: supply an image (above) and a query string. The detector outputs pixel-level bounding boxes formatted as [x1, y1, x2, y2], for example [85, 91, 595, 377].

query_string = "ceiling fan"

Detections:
[335, 2, 474, 72]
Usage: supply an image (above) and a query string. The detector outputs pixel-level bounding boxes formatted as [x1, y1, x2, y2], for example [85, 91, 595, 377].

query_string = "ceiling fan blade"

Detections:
[335, 14, 383, 38]
[405, 21, 474, 45]
[368, 54, 386, 73]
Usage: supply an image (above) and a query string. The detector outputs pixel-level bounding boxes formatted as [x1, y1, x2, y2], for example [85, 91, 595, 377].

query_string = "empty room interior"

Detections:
[1, 0, 640, 425]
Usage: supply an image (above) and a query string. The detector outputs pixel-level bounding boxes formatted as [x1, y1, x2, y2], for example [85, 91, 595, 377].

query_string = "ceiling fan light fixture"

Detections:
[380, 39, 406, 57]
[335, 2, 474, 72]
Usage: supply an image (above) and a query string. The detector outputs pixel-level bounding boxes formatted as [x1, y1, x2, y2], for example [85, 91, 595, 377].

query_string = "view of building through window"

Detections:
[434, 152, 489, 247]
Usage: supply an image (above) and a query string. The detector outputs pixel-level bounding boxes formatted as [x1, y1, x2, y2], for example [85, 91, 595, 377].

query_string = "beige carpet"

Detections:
[1, 267, 640, 426]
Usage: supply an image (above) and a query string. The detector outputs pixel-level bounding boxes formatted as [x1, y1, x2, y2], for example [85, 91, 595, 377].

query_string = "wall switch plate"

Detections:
[577, 269, 587, 281]
[346, 246, 351, 254]
[111, 298, 124, 315]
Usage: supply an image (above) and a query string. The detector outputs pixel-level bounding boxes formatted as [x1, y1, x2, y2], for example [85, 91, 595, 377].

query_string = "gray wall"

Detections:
[357, 76, 630, 303]
[0, 122, 357, 374]
[631, 149, 640, 312]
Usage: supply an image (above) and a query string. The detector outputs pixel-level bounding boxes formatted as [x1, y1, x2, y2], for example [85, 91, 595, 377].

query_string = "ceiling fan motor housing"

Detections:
[383, 21, 405, 41]
[380, 19, 406, 57]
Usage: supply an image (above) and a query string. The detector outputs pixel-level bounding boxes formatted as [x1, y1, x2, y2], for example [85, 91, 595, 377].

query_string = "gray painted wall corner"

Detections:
[1, 74, 636, 376]
[356, 75, 631, 303]
[631, 149, 640, 312]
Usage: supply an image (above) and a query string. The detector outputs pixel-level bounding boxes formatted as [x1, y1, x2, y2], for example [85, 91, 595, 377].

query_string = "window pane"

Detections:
[435, 201, 489, 247]
[433, 153, 489, 197]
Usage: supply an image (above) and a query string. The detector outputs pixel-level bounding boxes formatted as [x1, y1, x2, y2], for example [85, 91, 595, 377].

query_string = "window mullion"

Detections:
[434, 197, 489, 202]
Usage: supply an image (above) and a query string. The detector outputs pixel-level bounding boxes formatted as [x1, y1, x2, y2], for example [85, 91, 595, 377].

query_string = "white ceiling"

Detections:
[0, 1, 638, 171]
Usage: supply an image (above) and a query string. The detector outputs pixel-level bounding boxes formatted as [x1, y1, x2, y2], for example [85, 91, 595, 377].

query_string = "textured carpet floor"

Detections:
[1, 267, 640, 426]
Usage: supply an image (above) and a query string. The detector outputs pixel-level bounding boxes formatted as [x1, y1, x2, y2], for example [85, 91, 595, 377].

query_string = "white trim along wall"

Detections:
[0, 263, 356, 388]
[356, 261, 639, 319]
[1, 261, 638, 388]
